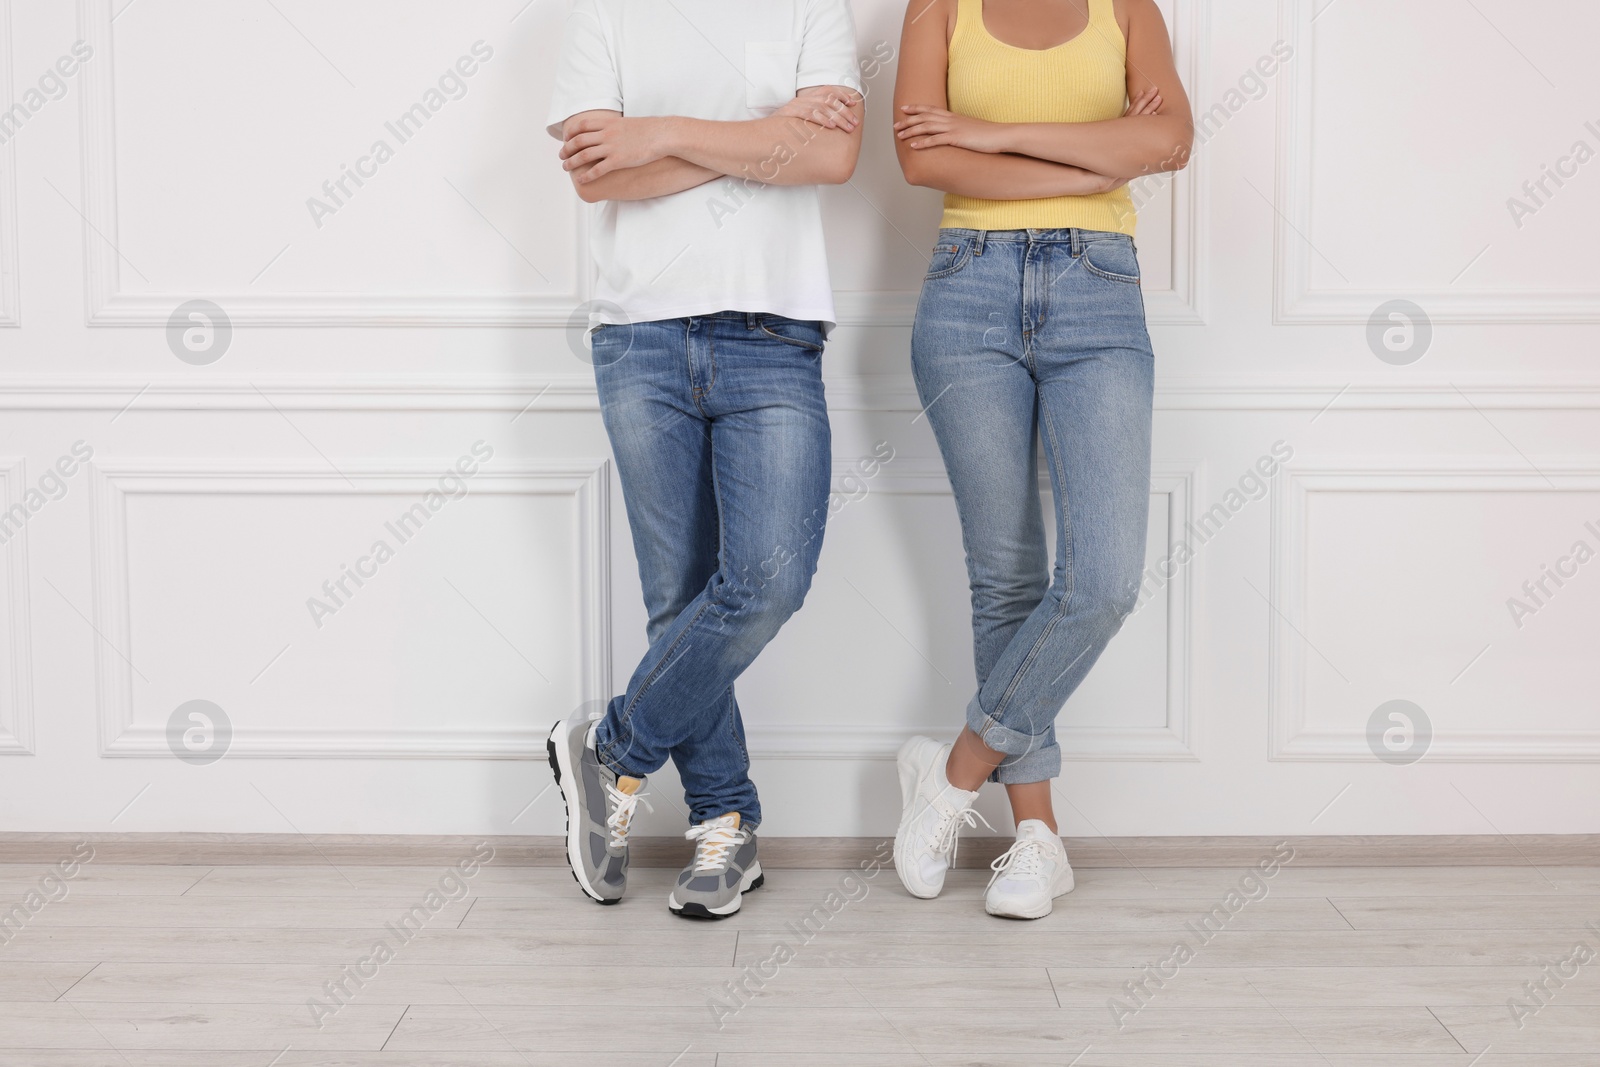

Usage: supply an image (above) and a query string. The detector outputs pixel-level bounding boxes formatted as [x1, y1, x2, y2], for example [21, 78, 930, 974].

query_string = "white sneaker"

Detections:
[893, 736, 990, 899]
[985, 819, 1074, 919]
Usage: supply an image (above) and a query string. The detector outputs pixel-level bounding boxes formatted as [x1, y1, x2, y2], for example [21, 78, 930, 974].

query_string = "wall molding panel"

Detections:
[1272, 0, 1600, 324]
[0, 0, 21, 327]
[0, 458, 34, 754]
[88, 459, 611, 758]
[1269, 461, 1600, 761]
[74, 0, 587, 327]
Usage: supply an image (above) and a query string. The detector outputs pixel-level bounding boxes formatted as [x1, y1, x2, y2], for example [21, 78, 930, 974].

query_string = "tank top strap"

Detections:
[1087, 0, 1120, 34]
[950, 0, 981, 48]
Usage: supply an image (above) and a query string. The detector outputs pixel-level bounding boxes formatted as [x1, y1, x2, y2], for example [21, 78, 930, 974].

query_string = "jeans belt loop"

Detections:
[1070, 228, 1082, 256]
[973, 230, 986, 256]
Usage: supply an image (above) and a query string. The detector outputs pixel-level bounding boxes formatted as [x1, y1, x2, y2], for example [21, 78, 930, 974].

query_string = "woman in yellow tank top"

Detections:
[889, 0, 1192, 919]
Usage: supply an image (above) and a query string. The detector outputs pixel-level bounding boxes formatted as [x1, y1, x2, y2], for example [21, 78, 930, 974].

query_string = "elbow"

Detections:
[897, 156, 935, 190]
[816, 146, 861, 186]
[820, 161, 856, 185]
[1159, 124, 1196, 173]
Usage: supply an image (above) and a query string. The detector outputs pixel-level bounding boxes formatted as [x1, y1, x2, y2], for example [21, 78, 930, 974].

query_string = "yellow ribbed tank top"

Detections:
[941, 0, 1136, 235]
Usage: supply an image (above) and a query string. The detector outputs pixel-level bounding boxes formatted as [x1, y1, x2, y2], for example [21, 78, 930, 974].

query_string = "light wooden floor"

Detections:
[1, 859, 1598, 1065]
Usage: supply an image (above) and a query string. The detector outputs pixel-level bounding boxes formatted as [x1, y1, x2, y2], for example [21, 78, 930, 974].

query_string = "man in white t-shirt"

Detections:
[543, 0, 863, 920]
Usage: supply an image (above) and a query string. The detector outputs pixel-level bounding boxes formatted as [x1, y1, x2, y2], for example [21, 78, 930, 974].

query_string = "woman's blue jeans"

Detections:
[911, 228, 1155, 785]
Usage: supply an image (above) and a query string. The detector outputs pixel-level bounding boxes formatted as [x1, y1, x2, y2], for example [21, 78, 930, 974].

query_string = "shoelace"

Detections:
[927, 798, 993, 870]
[603, 780, 652, 851]
[684, 820, 747, 873]
[988, 837, 1051, 889]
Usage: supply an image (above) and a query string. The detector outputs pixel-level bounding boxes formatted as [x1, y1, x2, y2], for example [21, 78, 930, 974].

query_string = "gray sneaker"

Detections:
[668, 813, 763, 919]
[547, 711, 648, 904]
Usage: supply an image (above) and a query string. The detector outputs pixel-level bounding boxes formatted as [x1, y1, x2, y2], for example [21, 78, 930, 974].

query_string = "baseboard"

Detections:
[0, 833, 1595, 867]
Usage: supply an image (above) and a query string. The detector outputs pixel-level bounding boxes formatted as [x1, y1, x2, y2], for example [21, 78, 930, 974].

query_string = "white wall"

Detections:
[1, 0, 1597, 839]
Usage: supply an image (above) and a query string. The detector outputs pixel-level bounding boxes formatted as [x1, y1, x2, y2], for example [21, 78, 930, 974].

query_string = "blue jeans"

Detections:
[911, 228, 1154, 784]
[590, 312, 832, 828]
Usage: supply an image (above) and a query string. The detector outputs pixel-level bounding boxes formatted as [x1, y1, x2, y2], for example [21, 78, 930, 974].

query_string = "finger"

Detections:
[581, 158, 616, 183]
[560, 132, 605, 158]
[563, 146, 607, 171]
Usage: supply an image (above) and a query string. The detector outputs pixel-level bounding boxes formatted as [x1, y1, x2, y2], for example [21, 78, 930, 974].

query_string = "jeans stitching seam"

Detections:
[990, 398, 1076, 724]
[757, 320, 824, 352]
[1080, 249, 1141, 285]
[924, 241, 974, 281]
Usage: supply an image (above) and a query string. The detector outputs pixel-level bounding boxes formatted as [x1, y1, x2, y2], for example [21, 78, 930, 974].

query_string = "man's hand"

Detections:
[772, 87, 863, 132]
[895, 87, 1164, 153]
[560, 113, 671, 184]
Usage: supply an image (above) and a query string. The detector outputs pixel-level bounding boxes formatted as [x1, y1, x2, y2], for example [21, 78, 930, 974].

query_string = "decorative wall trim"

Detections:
[1273, 0, 1600, 324]
[88, 459, 610, 757]
[1269, 461, 1600, 761]
[745, 460, 1198, 761]
[12, 374, 1600, 412]
[0, 0, 21, 327]
[0, 458, 34, 753]
[74, 0, 587, 326]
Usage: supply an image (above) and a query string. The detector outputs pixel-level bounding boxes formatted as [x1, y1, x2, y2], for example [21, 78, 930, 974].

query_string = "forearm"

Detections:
[570, 155, 719, 203]
[900, 144, 1118, 200]
[1001, 115, 1193, 178]
[658, 113, 859, 187]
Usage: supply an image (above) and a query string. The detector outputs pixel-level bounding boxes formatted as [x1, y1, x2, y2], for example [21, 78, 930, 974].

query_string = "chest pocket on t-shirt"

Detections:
[744, 41, 800, 111]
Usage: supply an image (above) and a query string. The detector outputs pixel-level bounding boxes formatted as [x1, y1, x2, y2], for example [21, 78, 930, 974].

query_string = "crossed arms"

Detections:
[892, 0, 1193, 199]
[552, 89, 866, 204]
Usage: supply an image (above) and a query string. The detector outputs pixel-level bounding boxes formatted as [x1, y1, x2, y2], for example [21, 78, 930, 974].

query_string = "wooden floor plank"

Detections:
[61, 962, 1057, 1009]
[732, 927, 1600, 968]
[1048, 964, 1600, 1007]
[381, 1004, 1462, 1055]
[1433, 1004, 1600, 1053]
[1330, 894, 1600, 930]
[461, 889, 1352, 932]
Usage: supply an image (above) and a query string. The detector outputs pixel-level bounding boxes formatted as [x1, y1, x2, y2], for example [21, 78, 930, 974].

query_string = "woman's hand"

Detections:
[1125, 86, 1163, 117]
[895, 86, 1164, 153]
[894, 105, 1012, 152]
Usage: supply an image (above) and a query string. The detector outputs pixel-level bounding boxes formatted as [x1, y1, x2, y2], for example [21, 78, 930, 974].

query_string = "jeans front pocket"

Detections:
[925, 235, 975, 280]
[1078, 235, 1141, 284]
[756, 315, 825, 353]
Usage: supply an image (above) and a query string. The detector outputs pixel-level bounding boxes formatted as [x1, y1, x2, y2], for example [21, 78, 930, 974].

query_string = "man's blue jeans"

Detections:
[590, 312, 832, 828]
[911, 228, 1155, 785]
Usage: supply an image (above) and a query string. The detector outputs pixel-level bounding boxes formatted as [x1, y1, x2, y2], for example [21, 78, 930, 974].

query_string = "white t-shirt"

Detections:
[546, 0, 862, 332]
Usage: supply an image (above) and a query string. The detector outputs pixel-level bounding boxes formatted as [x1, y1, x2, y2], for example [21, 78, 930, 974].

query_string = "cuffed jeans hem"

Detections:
[594, 730, 655, 783]
[966, 702, 1062, 785]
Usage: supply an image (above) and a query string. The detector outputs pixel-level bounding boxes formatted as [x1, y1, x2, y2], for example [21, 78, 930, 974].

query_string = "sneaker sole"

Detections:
[985, 872, 1076, 920]
[892, 737, 944, 900]
[669, 862, 765, 920]
[545, 720, 617, 906]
